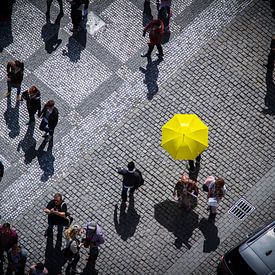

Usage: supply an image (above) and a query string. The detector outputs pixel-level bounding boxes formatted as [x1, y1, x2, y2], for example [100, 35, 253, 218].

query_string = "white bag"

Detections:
[208, 197, 218, 207]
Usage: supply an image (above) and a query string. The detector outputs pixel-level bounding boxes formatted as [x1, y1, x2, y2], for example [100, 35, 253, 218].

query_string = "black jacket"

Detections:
[22, 90, 41, 115]
[118, 168, 141, 188]
[40, 105, 59, 130]
[6, 61, 24, 86]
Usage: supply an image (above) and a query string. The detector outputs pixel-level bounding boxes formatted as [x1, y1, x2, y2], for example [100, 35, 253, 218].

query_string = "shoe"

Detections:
[71, 268, 82, 274]
[5, 91, 11, 97]
[141, 53, 150, 58]
[16, 95, 21, 101]
[46, 135, 52, 142]
[42, 134, 48, 138]
[156, 53, 164, 58]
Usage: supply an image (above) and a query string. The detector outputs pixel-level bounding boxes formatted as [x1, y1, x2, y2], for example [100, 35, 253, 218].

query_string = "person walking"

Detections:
[83, 221, 104, 274]
[207, 177, 226, 223]
[5, 60, 24, 101]
[63, 225, 83, 274]
[156, 0, 172, 31]
[29, 263, 48, 275]
[43, 193, 68, 240]
[0, 161, 3, 183]
[83, 0, 89, 17]
[187, 154, 201, 172]
[118, 161, 143, 204]
[46, 0, 64, 18]
[6, 244, 27, 275]
[39, 100, 59, 142]
[265, 34, 275, 74]
[68, 0, 83, 32]
[141, 18, 164, 58]
[21, 86, 42, 126]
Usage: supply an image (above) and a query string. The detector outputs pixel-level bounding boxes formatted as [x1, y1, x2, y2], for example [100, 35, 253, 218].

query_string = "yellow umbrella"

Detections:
[161, 114, 208, 160]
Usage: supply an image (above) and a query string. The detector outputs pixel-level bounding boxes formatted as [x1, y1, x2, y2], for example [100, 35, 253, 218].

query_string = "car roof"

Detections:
[239, 221, 275, 274]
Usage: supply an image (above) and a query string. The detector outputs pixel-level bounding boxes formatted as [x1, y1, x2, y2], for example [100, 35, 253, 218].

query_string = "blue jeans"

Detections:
[7, 81, 21, 95]
[39, 119, 54, 136]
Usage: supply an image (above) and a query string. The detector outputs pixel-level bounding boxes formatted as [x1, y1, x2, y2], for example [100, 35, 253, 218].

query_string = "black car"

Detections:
[218, 221, 275, 275]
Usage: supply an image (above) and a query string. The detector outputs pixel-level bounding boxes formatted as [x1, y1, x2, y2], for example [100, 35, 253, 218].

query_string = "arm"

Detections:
[70, 240, 79, 254]
[95, 233, 105, 246]
[143, 21, 154, 33]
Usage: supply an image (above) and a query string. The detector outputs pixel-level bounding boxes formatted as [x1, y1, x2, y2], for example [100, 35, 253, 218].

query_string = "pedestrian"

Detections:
[67, 0, 83, 32]
[82, 221, 105, 274]
[5, 60, 24, 101]
[43, 193, 68, 240]
[141, 18, 164, 58]
[29, 263, 48, 275]
[0, 223, 18, 275]
[0, 161, 3, 183]
[207, 177, 226, 223]
[39, 100, 59, 142]
[265, 34, 275, 74]
[187, 154, 201, 172]
[63, 225, 83, 274]
[173, 174, 199, 210]
[156, 0, 172, 31]
[21, 86, 42, 126]
[6, 244, 27, 275]
[117, 161, 143, 204]
[46, 0, 64, 18]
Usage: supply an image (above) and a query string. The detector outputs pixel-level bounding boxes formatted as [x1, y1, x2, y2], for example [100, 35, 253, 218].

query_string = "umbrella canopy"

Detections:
[161, 114, 208, 160]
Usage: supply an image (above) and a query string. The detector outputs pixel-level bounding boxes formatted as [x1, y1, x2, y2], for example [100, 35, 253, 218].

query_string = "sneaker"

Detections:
[5, 91, 11, 97]
[16, 95, 21, 101]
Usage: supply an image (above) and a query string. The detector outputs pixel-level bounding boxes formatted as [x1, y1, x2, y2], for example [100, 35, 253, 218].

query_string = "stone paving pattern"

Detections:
[0, 0, 274, 274]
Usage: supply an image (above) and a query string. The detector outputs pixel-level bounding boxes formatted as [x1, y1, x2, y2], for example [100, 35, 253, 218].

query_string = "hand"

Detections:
[44, 209, 51, 214]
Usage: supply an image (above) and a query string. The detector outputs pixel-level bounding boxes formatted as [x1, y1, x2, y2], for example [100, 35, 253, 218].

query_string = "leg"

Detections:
[121, 186, 128, 202]
[39, 119, 49, 134]
[88, 247, 99, 273]
[28, 112, 35, 124]
[6, 81, 11, 97]
[46, 0, 54, 15]
[156, 44, 163, 56]
[70, 253, 80, 270]
[57, 0, 63, 13]
[45, 223, 54, 236]
[188, 160, 195, 171]
[129, 186, 135, 197]
[56, 225, 63, 240]
[195, 154, 201, 168]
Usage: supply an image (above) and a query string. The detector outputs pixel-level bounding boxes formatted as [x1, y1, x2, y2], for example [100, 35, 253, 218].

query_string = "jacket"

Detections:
[0, 226, 18, 253]
[7, 61, 24, 87]
[22, 90, 41, 115]
[87, 225, 105, 247]
[144, 19, 164, 45]
[118, 168, 141, 188]
[40, 105, 59, 130]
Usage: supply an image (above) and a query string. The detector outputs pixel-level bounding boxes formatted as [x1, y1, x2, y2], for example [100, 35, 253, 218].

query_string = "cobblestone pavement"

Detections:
[0, 0, 274, 274]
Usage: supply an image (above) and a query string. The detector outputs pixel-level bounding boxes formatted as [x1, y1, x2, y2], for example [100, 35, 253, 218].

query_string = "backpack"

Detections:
[135, 169, 144, 188]
[62, 240, 74, 259]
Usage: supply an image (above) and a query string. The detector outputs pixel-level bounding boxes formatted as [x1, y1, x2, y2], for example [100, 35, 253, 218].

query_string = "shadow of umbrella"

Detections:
[198, 217, 220, 252]
[114, 196, 140, 241]
[263, 67, 275, 115]
[4, 97, 20, 138]
[139, 57, 163, 100]
[154, 199, 199, 249]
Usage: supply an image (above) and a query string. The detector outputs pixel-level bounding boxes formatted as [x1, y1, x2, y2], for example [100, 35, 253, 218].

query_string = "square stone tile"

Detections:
[0, 64, 6, 82]
[33, 42, 112, 108]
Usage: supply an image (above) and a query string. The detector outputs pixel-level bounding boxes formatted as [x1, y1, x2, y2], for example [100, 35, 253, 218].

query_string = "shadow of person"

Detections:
[262, 67, 275, 115]
[37, 139, 55, 182]
[114, 196, 140, 241]
[62, 22, 87, 63]
[17, 123, 37, 164]
[41, 13, 63, 54]
[3, 97, 20, 138]
[198, 217, 220, 252]
[154, 199, 199, 249]
[143, 0, 153, 27]
[139, 57, 163, 100]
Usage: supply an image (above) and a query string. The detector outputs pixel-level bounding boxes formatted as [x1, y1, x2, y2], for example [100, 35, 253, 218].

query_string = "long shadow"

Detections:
[143, 0, 153, 27]
[62, 20, 87, 62]
[198, 217, 220, 252]
[139, 57, 163, 100]
[114, 195, 140, 241]
[3, 97, 20, 138]
[37, 139, 55, 182]
[41, 13, 63, 54]
[0, 0, 14, 52]
[154, 199, 199, 249]
[17, 123, 37, 164]
[263, 67, 275, 115]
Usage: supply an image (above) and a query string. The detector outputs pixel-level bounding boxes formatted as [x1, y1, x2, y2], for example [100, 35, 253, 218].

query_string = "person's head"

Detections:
[1, 223, 11, 234]
[216, 178, 225, 188]
[14, 60, 21, 67]
[45, 100, 55, 111]
[65, 225, 81, 239]
[11, 243, 20, 255]
[35, 263, 45, 272]
[29, 85, 38, 97]
[127, 161, 135, 172]
[87, 221, 97, 233]
[53, 193, 62, 206]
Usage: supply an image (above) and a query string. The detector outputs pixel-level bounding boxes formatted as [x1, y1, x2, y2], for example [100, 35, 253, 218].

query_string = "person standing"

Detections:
[156, 0, 172, 31]
[266, 34, 275, 74]
[43, 193, 67, 240]
[118, 161, 143, 203]
[29, 263, 48, 275]
[39, 100, 59, 142]
[187, 154, 201, 172]
[21, 86, 42, 126]
[142, 19, 164, 58]
[46, 0, 64, 18]
[6, 244, 27, 275]
[0, 161, 3, 183]
[68, 0, 83, 32]
[83, 222, 104, 275]
[6, 60, 24, 101]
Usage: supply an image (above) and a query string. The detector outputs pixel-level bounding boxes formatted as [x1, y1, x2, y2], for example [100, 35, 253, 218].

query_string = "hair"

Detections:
[2, 223, 11, 229]
[14, 60, 22, 67]
[127, 161, 135, 171]
[46, 100, 55, 108]
[216, 178, 225, 188]
[29, 85, 38, 95]
[64, 225, 81, 239]
[155, 20, 162, 27]
[54, 193, 62, 200]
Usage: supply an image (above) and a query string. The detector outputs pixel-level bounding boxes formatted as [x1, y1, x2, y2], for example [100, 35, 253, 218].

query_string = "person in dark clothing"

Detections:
[157, 0, 172, 32]
[68, 0, 83, 32]
[83, 0, 89, 17]
[188, 154, 201, 172]
[118, 162, 142, 203]
[0, 0, 14, 21]
[6, 60, 24, 101]
[39, 100, 59, 142]
[43, 193, 68, 240]
[266, 35, 275, 74]
[0, 161, 3, 183]
[21, 86, 42, 126]
[142, 19, 164, 58]
[46, 0, 63, 18]
[6, 244, 27, 275]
